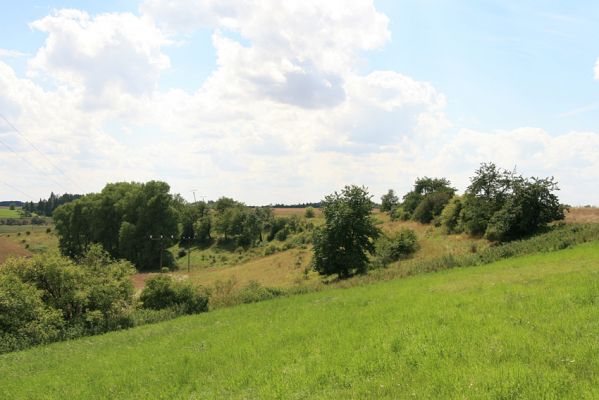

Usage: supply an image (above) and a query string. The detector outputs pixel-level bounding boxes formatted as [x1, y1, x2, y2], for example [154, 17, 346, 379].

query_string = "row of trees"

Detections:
[21, 192, 82, 217]
[53, 182, 309, 270]
[380, 163, 565, 241]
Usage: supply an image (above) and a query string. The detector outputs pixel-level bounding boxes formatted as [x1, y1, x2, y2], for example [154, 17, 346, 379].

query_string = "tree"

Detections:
[53, 181, 179, 270]
[380, 189, 399, 212]
[402, 177, 455, 222]
[312, 185, 380, 278]
[460, 163, 565, 241]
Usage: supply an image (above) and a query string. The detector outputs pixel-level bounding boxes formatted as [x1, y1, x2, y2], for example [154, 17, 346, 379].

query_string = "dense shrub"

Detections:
[374, 228, 420, 267]
[304, 207, 315, 218]
[140, 275, 208, 314]
[0, 245, 135, 354]
[440, 196, 463, 233]
[412, 192, 453, 224]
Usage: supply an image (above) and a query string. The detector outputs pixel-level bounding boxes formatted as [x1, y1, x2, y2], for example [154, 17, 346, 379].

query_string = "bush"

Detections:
[177, 248, 187, 258]
[304, 207, 315, 218]
[440, 196, 463, 234]
[374, 228, 420, 267]
[236, 281, 285, 304]
[275, 229, 288, 241]
[0, 246, 135, 353]
[412, 192, 452, 224]
[390, 207, 410, 221]
[139, 275, 208, 314]
[264, 244, 279, 256]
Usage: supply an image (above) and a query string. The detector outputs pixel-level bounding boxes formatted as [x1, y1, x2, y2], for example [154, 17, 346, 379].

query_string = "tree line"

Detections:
[21, 192, 82, 217]
[53, 182, 311, 270]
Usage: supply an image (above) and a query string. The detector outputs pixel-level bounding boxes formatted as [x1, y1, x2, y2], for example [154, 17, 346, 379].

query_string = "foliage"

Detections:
[312, 185, 380, 278]
[439, 196, 463, 233]
[304, 207, 315, 218]
[21, 192, 82, 217]
[374, 228, 420, 267]
[460, 163, 565, 241]
[0, 246, 135, 353]
[401, 177, 456, 223]
[412, 191, 453, 224]
[53, 181, 179, 270]
[380, 189, 399, 212]
[139, 275, 208, 314]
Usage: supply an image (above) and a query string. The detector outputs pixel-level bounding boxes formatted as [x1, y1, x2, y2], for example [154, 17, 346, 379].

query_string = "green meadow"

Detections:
[1, 242, 598, 399]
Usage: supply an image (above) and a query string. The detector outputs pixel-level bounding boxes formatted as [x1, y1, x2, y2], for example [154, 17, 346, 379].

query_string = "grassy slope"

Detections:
[2, 242, 599, 399]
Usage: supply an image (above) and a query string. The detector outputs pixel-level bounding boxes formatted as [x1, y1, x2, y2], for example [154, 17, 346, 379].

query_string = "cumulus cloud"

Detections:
[28, 9, 169, 109]
[1, 1, 597, 206]
[142, 0, 389, 109]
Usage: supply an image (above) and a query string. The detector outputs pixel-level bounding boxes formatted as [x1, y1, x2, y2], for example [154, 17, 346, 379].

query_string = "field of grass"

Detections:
[0, 206, 21, 218]
[1, 242, 598, 399]
[0, 224, 58, 256]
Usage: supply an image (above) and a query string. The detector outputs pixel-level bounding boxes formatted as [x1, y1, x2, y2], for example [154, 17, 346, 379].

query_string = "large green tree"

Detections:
[53, 181, 179, 270]
[380, 189, 399, 212]
[461, 163, 565, 241]
[312, 185, 380, 278]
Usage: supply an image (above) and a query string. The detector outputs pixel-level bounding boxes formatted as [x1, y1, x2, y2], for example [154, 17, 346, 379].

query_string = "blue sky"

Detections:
[1, 1, 598, 204]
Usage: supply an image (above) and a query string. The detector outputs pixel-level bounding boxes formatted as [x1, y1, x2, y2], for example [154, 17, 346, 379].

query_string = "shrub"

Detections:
[46, 227, 52, 234]
[275, 228, 288, 241]
[236, 281, 285, 304]
[440, 196, 463, 234]
[412, 192, 452, 224]
[264, 244, 279, 256]
[390, 207, 410, 221]
[177, 248, 187, 258]
[304, 207, 315, 218]
[139, 275, 208, 314]
[374, 228, 420, 267]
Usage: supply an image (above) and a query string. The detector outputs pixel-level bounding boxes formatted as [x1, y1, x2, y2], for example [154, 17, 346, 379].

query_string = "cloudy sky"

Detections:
[1, 0, 598, 205]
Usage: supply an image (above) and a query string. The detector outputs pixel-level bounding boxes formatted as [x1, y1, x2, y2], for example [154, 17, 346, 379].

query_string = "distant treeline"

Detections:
[270, 202, 321, 208]
[22, 192, 82, 217]
[0, 201, 24, 207]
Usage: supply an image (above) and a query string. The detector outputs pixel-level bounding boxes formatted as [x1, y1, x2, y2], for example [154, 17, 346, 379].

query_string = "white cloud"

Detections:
[595, 57, 599, 80]
[28, 9, 170, 109]
[1, 2, 597, 207]
[0, 49, 28, 58]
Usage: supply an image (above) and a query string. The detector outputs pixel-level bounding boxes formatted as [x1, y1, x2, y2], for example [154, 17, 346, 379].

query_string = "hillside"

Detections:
[1, 242, 598, 399]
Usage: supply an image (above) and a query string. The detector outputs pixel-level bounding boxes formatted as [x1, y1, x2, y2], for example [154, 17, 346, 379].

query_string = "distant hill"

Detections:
[0, 201, 24, 207]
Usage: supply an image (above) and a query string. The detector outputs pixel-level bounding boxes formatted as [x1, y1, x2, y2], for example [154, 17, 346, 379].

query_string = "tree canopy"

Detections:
[312, 185, 380, 278]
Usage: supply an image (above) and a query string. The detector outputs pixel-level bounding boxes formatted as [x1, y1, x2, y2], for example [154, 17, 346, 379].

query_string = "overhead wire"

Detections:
[0, 112, 86, 193]
[0, 135, 72, 194]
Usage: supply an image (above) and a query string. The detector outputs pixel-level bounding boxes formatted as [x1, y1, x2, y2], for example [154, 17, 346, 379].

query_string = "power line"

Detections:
[0, 179, 36, 201]
[0, 113, 86, 193]
[0, 135, 72, 194]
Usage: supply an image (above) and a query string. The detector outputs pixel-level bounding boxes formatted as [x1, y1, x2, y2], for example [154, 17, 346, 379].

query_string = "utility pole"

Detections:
[149, 234, 174, 270]
[181, 235, 194, 273]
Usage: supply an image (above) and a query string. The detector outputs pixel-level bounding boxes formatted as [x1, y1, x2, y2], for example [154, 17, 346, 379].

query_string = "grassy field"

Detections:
[0, 206, 21, 218]
[1, 242, 598, 399]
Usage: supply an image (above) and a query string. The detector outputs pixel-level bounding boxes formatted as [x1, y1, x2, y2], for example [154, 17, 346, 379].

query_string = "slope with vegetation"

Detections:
[1, 243, 598, 398]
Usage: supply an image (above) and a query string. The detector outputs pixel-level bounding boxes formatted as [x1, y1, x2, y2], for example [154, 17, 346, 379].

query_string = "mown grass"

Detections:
[1, 242, 598, 399]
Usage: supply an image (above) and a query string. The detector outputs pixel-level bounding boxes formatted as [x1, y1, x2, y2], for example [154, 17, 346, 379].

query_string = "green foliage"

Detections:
[380, 189, 399, 212]
[439, 196, 463, 233]
[0, 246, 135, 353]
[374, 228, 420, 267]
[401, 177, 455, 223]
[304, 207, 315, 218]
[53, 181, 179, 270]
[312, 185, 380, 278]
[0, 273, 64, 353]
[140, 275, 208, 315]
[412, 191, 453, 224]
[460, 163, 565, 241]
